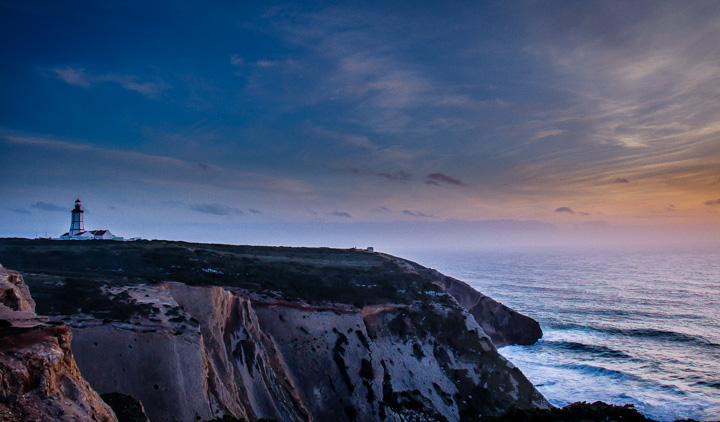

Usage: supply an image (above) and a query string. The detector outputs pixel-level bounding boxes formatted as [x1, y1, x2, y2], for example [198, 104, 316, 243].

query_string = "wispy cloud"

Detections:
[190, 203, 244, 216]
[53, 67, 92, 88]
[2, 134, 312, 195]
[311, 126, 422, 168]
[402, 209, 435, 218]
[526, 129, 567, 145]
[332, 211, 352, 218]
[52, 66, 167, 97]
[9, 208, 31, 214]
[371, 206, 391, 213]
[704, 199, 720, 206]
[348, 167, 412, 181]
[554, 207, 575, 215]
[425, 173, 465, 186]
[31, 201, 66, 212]
[264, 6, 510, 135]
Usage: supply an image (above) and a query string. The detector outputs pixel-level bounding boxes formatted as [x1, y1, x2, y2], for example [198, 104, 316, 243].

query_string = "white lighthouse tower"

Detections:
[69, 198, 84, 236]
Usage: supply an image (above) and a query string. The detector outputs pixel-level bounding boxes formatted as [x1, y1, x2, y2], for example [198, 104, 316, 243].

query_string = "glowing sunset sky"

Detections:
[2, 1, 719, 248]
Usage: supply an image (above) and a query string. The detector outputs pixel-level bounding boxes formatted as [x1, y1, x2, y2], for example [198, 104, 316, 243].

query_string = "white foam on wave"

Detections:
[500, 343, 720, 421]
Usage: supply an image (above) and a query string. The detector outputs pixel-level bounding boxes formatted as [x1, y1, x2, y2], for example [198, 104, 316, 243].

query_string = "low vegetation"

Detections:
[0, 238, 445, 308]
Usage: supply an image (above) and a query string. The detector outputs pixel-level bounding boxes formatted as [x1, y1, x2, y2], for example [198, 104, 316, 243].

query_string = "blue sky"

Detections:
[2, 1, 720, 249]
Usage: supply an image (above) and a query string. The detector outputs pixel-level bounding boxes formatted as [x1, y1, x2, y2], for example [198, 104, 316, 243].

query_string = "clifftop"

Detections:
[0, 238, 541, 347]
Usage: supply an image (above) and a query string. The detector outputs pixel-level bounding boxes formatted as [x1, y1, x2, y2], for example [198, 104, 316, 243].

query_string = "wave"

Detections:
[694, 380, 720, 390]
[563, 362, 638, 382]
[607, 327, 720, 348]
[548, 323, 720, 349]
[552, 341, 634, 360]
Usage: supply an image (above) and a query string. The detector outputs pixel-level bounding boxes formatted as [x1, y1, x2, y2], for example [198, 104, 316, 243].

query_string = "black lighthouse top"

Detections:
[72, 198, 83, 213]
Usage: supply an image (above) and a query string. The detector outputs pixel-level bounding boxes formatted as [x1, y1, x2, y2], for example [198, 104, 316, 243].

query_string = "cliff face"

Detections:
[0, 239, 549, 421]
[0, 267, 116, 422]
[65, 283, 547, 422]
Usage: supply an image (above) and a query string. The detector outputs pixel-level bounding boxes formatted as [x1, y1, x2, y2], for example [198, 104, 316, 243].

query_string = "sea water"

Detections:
[399, 245, 720, 421]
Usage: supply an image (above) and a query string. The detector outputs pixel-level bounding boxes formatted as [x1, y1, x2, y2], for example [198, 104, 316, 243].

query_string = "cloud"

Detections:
[190, 203, 244, 215]
[348, 167, 412, 181]
[269, 7, 509, 135]
[377, 170, 411, 181]
[508, 2, 720, 205]
[31, 201, 66, 212]
[704, 199, 720, 206]
[3, 134, 312, 195]
[554, 207, 576, 215]
[230, 55, 244, 66]
[426, 173, 465, 186]
[402, 209, 435, 218]
[371, 206, 391, 213]
[52, 66, 167, 97]
[249, 209, 262, 214]
[526, 129, 567, 145]
[310, 126, 421, 169]
[9, 208, 31, 214]
[332, 211, 352, 218]
[53, 67, 92, 88]
[161, 200, 184, 207]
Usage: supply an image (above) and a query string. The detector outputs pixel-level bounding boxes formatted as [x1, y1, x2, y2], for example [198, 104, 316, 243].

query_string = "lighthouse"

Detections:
[58, 199, 125, 240]
[69, 198, 84, 236]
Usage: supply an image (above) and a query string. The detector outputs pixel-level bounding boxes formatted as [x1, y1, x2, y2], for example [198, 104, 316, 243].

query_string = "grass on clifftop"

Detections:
[0, 238, 445, 308]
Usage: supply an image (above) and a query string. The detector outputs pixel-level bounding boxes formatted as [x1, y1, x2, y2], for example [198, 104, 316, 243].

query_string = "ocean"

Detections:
[399, 244, 720, 421]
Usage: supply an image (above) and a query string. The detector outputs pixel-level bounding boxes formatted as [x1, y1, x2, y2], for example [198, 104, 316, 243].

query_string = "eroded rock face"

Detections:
[59, 282, 548, 421]
[253, 301, 548, 422]
[0, 268, 116, 422]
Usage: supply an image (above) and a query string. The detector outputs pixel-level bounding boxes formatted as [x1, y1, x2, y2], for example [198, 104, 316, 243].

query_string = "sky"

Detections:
[1, 1, 720, 250]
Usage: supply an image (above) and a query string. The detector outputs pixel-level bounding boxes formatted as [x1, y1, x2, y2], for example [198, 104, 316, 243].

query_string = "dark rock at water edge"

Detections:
[101, 392, 149, 422]
[478, 401, 699, 422]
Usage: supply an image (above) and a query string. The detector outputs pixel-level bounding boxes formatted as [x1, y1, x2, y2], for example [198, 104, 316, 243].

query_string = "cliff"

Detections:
[0, 266, 117, 422]
[0, 238, 549, 421]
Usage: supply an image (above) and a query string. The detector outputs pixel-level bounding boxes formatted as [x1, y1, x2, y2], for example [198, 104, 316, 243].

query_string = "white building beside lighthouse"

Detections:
[58, 199, 123, 240]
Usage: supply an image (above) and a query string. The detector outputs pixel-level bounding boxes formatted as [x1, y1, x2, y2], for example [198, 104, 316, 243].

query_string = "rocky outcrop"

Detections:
[0, 267, 117, 422]
[438, 275, 541, 347]
[377, 255, 542, 347]
[0, 266, 35, 312]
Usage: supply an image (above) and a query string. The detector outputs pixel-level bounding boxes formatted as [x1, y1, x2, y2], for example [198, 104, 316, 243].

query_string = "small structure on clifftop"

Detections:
[58, 199, 123, 240]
